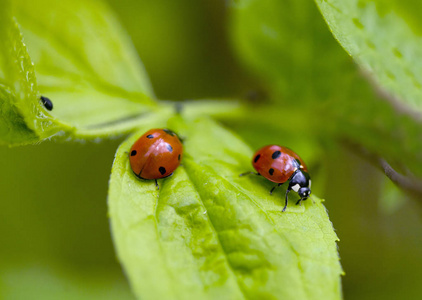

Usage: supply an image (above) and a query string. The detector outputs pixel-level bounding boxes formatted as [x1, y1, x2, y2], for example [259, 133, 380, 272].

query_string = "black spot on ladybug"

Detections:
[178, 154, 181, 160]
[269, 168, 274, 175]
[130, 150, 137, 156]
[159, 166, 166, 175]
[254, 154, 261, 163]
[40, 96, 53, 111]
[163, 129, 176, 136]
[147, 134, 154, 139]
[166, 144, 173, 152]
[272, 151, 281, 159]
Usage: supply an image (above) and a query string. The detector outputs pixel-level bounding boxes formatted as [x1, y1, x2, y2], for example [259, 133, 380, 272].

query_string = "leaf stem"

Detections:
[344, 140, 422, 199]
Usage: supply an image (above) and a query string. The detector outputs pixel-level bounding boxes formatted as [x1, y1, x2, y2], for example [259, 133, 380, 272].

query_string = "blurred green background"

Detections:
[1, 0, 422, 299]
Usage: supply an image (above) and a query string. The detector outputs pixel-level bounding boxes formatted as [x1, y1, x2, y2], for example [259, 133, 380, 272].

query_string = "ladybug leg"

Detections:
[296, 197, 308, 206]
[155, 179, 159, 190]
[296, 198, 308, 205]
[239, 171, 260, 177]
[269, 183, 283, 195]
[282, 187, 292, 212]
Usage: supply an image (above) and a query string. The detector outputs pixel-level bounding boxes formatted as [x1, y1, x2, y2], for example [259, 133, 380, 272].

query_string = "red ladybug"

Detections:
[129, 129, 183, 187]
[241, 145, 311, 212]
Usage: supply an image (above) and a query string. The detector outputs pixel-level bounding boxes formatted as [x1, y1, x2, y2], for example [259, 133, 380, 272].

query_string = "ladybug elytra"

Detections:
[242, 145, 311, 212]
[129, 128, 183, 187]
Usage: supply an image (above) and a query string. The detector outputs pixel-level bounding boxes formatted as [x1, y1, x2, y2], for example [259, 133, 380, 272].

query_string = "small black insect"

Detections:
[40, 96, 53, 111]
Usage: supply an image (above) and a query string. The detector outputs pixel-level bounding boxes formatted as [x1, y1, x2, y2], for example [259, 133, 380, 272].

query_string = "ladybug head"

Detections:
[298, 187, 311, 200]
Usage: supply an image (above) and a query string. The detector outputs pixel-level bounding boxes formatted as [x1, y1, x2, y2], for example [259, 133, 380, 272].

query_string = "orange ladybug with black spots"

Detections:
[129, 129, 183, 184]
[242, 145, 311, 212]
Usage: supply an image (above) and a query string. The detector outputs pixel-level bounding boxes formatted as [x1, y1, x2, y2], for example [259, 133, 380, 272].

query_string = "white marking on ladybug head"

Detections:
[292, 184, 300, 192]
[309, 180, 311, 188]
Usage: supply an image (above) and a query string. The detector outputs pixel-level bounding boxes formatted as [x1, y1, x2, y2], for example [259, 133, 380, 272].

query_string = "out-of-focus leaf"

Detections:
[229, 0, 346, 104]
[379, 178, 407, 214]
[108, 116, 342, 300]
[0, 265, 134, 300]
[324, 146, 422, 300]
[0, 4, 71, 146]
[11, 0, 157, 138]
[229, 0, 422, 177]
[315, 0, 422, 116]
[106, 0, 255, 99]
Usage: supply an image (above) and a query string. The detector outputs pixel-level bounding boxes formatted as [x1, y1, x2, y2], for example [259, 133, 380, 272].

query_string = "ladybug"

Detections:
[241, 145, 311, 212]
[129, 128, 183, 188]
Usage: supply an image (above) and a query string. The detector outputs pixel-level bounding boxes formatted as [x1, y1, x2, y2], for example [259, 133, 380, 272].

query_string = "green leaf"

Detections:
[0, 4, 71, 146]
[315, 0, 422, 116]
[108, 117, 342, 300]
[229, 0, 422, 177]
[229, 0, 347, 104]
[10, 0, 157, 138]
